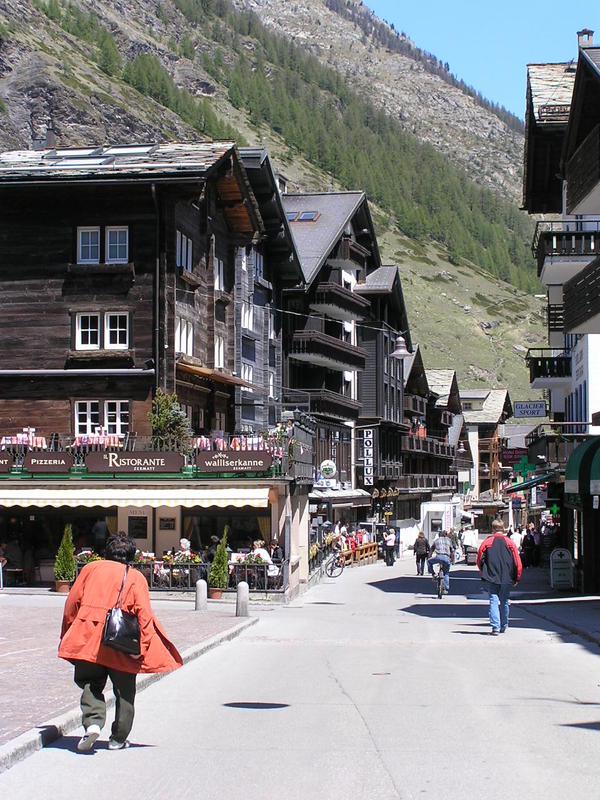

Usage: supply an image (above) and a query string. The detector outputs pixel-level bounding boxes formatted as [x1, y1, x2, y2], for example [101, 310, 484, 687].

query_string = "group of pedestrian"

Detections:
[507, 522, 542, 568]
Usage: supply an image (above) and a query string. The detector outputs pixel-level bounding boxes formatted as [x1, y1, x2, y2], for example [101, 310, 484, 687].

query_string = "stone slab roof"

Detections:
[0, 142, 236, 181]
[527, 62, 576, 125]
[354, 265, 397, 294]
[461, 389, 512, 425]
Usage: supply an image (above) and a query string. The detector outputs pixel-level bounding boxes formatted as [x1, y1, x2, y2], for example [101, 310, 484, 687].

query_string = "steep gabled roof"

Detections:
[282, 191, 381, 286]
[426, 369, 462, 414]
[403, 345, 428, 396]
[354, 265, 397, 293]
[461, 389, 512, 425]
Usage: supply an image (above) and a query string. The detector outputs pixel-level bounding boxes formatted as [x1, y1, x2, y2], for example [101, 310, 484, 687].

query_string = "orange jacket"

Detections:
[58, 560, 183, 674]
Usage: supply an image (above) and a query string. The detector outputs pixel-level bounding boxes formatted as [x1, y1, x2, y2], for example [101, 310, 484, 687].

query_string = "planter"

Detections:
[54, 579, 72, 593]
[207, 586, 223, 599]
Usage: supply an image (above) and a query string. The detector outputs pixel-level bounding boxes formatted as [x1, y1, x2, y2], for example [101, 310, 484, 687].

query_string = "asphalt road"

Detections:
[1, 559, 599, 800]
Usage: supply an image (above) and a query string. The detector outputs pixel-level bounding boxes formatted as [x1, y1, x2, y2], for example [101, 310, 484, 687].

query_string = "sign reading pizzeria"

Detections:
[196, 450, 272, 473]
[85, 451, 185, 473]
[23, 453, 74, 473]
[0, 453, 14, 473]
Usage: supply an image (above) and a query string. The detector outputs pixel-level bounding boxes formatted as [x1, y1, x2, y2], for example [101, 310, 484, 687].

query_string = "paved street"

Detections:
[1, 558, 600, 800]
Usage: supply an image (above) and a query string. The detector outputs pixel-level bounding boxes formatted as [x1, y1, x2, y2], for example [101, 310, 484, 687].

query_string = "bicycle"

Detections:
[325, 551, 345, 578]
[433, 564, 447, 599]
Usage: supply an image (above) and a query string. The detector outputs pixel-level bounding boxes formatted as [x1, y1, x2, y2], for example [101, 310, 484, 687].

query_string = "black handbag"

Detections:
[101, 565, 141, 656]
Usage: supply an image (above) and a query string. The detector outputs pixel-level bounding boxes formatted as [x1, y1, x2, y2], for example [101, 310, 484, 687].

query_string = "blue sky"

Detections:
[364, 1, 598, 118]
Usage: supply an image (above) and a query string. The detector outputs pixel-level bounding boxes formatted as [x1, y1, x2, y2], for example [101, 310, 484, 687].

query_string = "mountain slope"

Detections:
[0, 0, 544, 397]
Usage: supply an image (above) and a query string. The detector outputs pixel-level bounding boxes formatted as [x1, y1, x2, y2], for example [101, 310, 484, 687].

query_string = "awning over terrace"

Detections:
[0, 486, 271, 509]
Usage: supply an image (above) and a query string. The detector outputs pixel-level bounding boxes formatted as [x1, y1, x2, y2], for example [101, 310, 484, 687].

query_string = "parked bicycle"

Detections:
[325, 551, 345, 578]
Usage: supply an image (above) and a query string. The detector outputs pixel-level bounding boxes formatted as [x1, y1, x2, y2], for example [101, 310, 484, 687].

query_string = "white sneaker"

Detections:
[108, 738, 130, 750]
[77, 724, 101, 752]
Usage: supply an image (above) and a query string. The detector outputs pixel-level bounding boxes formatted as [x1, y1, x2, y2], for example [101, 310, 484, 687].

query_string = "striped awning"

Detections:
[0, 486, 270, 509]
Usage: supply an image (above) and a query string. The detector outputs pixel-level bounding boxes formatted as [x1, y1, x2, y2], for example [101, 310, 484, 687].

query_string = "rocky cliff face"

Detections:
[233, 0, 523, 201]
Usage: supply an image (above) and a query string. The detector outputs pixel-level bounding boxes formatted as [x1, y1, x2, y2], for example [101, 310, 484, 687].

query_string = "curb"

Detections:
[518, 604, 600, 648]
[0, 616, 257, 774]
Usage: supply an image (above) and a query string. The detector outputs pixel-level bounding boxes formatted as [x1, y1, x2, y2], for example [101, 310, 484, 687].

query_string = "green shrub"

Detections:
[208, 531, 229, 589]
[54, 524, 76, 581]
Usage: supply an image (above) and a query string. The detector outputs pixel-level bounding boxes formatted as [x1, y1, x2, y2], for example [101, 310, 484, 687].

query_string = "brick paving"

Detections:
[0, 592, 246, 746]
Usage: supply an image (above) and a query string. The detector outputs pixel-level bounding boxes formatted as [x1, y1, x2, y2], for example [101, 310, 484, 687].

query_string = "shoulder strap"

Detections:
[115, 565, 129, 609]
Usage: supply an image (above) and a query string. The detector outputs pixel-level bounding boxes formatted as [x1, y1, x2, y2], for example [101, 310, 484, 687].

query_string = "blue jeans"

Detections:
[483, 581, 511, 631]
[427, 555, 450, 591]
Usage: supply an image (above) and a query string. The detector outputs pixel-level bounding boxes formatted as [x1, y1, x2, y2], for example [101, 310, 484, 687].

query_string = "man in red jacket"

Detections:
[477, 519, 522, 636]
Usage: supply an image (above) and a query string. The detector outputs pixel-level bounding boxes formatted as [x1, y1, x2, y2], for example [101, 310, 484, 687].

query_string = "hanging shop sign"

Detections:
[86, 451, 185, 473]
[0, 453, 14, 473]
[195, 450, 272, 473]
[513, 401, 547, 419]
[501, 448, 529, 466]
[319, 459, 337, 479]
[362, 428, 374, 487]
[23, 452, 74, 473]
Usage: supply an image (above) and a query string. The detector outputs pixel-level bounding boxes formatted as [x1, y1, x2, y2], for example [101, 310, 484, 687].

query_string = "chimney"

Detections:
[31, 125, 57, 151]
[577, 28, 594, 48]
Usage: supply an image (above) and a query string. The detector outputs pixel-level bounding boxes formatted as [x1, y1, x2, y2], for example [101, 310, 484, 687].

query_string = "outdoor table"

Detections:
[73, 434, 123, 448]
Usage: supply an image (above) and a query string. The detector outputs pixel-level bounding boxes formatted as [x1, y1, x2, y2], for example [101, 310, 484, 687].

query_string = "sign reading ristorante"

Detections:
[196, 450, 272, 473]
[0, 453, 14, 473]
[85, 451, 185, 473]
[23, 453, 74, 473]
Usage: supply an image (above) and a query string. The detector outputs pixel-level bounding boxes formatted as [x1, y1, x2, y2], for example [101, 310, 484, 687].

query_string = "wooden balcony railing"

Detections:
[532, 219, 600, 276]
[564, 256, 600, 332]
[401, 434, 455, 459]
[403, 394, 427, 416]
[310, 283, 371, 321]
[525, 349, 571, 382]
[290, 330, 367, 371]
[396, 474, 456, 491]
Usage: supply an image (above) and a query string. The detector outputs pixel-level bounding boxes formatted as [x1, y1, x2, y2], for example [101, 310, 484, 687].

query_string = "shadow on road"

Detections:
[41, 733, 154, 752]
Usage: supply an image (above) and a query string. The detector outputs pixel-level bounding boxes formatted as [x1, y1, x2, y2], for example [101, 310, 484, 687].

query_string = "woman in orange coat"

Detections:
[58, 532, 182, 752]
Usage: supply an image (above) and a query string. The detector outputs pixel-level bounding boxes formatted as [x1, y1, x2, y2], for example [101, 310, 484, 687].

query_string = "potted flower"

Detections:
[54, 523, 76, 593]
[207, 531, 229, 599]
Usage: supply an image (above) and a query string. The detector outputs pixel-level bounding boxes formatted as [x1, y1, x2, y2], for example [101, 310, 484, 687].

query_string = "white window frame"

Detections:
[240, 248, 247, 271]
[242, 301, 253, 331]
[214, 257, 225, 291]
[105, 226, 129, 264]
[175, 317, 194, 357]
[214, 333, 224, 368]
[75, 313, 101, 350]
[77, 227, 100, 264]
[105, 400, 130, 436]
[75, 400, 101, 436]
[268, 310, 276, 340]
[104, 312, 129, 350]
[241, 362, 253, 391]
[254, 250, 264, 279]
[268, 370, 275, 398]
[176, 230, 182, 267]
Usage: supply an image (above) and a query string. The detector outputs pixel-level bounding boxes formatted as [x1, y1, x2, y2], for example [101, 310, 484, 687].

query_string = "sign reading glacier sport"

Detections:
[513, 401, 547, 418]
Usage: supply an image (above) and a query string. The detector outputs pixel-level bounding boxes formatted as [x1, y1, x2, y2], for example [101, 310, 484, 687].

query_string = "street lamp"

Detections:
[390, 334, 410, 359]
[457, 441, 466, 454]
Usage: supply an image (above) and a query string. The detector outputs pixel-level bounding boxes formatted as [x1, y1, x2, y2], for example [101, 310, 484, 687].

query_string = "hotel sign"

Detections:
[23, 453, 74, 473]
[0, 453, 14, 473]
[195, 450, 272, 473]
[86, 451, 185, 473]
[362, 428, 374, 487]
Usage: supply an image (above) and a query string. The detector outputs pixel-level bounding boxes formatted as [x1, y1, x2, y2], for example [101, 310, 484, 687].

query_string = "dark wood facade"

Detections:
[0, 144, 296, 442]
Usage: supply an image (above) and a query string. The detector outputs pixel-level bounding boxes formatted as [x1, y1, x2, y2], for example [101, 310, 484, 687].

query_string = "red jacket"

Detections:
[58, 560, 182, 674]
[477, 533, 522, 585]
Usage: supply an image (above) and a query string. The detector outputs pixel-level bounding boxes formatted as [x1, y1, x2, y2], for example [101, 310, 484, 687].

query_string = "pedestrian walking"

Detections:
[384, 528, 396, 566]
[413, 530, 429, 575]
[477, 519, 522, 636]
[521, 528, 535, 568]
[58, 532, 183, 752]
[530, 522, 541, 566]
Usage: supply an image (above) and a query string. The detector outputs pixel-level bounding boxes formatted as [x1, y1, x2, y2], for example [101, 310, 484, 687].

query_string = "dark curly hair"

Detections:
[104, 532, 137, 564]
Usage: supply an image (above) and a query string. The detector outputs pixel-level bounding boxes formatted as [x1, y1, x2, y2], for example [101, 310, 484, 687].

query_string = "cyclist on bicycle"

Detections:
[427, 530, 454, 594]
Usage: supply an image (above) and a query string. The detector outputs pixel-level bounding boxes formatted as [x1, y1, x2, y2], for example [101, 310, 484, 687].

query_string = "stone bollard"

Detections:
[236, 581, 249, 617]
[195, 579, 207, 611]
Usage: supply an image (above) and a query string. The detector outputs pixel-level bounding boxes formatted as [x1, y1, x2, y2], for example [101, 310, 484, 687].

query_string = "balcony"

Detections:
[401, 434, 455, 459]
[326, 238, 370, 271]
[525, 348, 571, 388]
[566, 123, 600, 214]
[396, 474, 456, 491]
[532, 220, 600, 284]
[403, 394, 427, 416]
[299, 388, 362, 420]
[563, 255, 600, 334]
[309, 283, 371, 321]
[525, 423, 592, 467]
[289, 330, 367, 371]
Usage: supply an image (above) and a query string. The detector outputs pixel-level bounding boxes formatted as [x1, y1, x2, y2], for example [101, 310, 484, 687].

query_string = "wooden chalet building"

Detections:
[0, 142, 312, 595]
[523, 28, 600, 591]
[280, 191, 379, 522]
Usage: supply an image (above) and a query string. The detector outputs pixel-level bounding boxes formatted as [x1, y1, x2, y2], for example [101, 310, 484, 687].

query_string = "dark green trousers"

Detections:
[73, 660, 137, 742]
